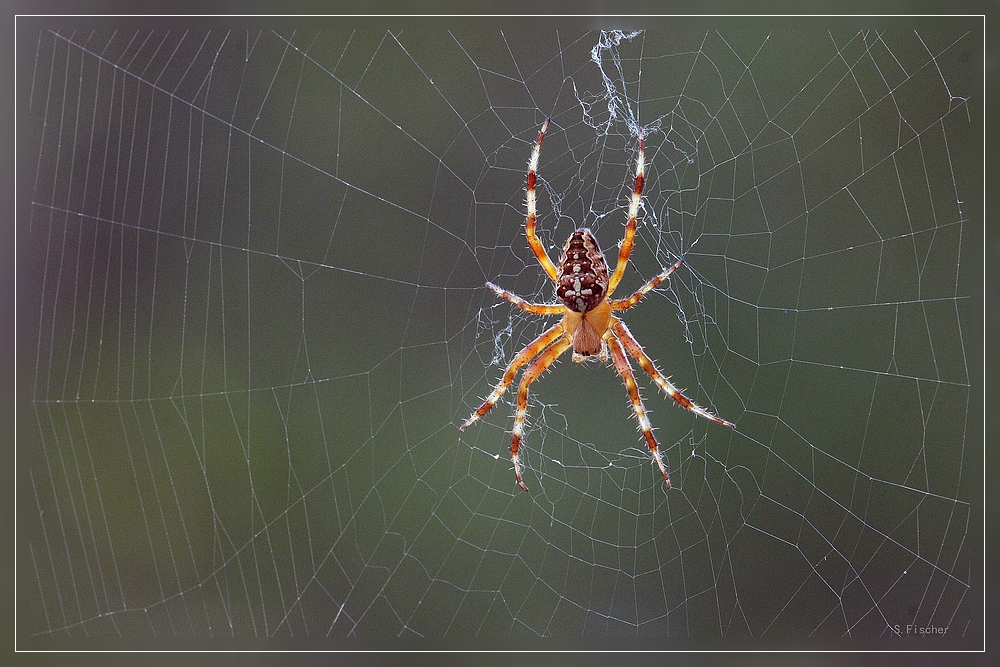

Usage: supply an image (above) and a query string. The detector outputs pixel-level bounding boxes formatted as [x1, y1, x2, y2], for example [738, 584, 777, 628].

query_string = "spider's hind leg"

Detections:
[610, 259, 684, 312]
[486, 282, 562, 315]
[608, 129, 646, 296]
[524, 120, 559, 282]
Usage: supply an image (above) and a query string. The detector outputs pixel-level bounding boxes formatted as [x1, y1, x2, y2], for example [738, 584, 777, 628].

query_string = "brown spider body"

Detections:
[556, 229, 611, 358]
[556, 229, 609, 313]
[461, 119, 735, 493]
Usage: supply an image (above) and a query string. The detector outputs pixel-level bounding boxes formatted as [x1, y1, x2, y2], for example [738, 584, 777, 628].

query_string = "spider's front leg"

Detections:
[607, 332, 671, 488]
[612, 318, 735, 429]
[509, 336, 572, 491]
[460, 322, 565, 431]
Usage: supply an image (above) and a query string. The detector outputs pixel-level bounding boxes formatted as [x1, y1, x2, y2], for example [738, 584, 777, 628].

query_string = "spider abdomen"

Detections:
[555, 229, 609, 313]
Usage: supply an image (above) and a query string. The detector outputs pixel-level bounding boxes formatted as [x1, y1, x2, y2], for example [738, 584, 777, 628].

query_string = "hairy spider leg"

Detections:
[486, 282, 562, 315]
[610, 259, 684, 311]
[524, 119, 559, 282]
[607, 129, 645, 296]
[460, 322, 566, 432]
[510, 336, 573, 491]
[612, 318, 735, 429]
[607, 332, 670, 488]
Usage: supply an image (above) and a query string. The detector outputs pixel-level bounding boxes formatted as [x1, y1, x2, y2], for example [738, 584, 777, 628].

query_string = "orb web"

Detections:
[22, 25, 978, 641]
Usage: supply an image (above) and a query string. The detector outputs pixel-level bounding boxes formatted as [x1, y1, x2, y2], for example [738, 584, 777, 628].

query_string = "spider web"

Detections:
[19, 21, 981, 643]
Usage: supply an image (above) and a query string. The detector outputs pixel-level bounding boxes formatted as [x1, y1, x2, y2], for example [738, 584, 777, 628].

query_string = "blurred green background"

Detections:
[18, 21, 979, 645]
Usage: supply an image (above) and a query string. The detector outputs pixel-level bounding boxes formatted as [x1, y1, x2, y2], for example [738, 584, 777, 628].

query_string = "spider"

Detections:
[461, 119, 735, 492]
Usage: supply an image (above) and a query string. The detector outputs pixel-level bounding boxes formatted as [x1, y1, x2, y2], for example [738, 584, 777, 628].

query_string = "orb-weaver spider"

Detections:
[462, 119, 734, 492]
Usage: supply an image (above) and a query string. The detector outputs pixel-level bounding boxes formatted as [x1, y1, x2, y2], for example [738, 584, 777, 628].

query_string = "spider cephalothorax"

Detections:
[461, 119, 734, 492]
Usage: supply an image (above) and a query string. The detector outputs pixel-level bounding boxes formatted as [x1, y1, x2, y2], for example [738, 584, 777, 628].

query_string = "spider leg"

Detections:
[524, 120, 560, 282]
[607, 331, 671, 488]
[509, 335, 573, 491]
[460, 322, 566, 432]
[486, 282, 562, 315]
[611, 317, 735, 428]
[610, 259, 684, 311]
[607, 129, 645, 296]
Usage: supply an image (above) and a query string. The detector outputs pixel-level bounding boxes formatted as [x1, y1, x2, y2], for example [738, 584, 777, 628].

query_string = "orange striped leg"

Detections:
[525, 119, 559, 282]
[510, 336, 573, 491]
[608, 129, 645, 295]
[610, 259, 684, 311]
[486, 282, 562, 315]
[607, 332, 670, 488]
[460, 322, 565, 432]
[612, 318, 735, 429]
